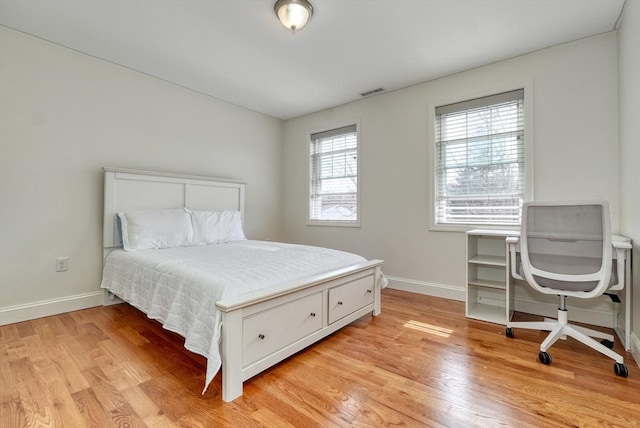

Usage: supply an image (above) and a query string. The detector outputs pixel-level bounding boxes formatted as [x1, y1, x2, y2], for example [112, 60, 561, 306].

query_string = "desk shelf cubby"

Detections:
[466, 230, 517, 325]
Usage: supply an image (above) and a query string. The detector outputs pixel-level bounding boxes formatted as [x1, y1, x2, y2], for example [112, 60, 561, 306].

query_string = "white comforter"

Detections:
[100, 240, 369, 392]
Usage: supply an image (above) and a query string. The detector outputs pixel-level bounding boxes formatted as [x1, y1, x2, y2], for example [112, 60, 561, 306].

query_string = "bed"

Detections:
[100, 167, 385, 402]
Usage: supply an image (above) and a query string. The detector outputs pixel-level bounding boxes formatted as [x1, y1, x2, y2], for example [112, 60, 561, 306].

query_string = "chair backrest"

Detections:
[519, 201, 612, 298]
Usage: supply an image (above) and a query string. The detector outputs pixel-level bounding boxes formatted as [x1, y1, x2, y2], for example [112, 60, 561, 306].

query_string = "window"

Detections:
[434, 89, 525, 226]
[309, 124, 359, 225]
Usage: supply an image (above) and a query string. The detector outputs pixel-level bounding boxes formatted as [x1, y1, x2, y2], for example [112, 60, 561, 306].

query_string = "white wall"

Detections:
[282, 33, 620, 304]
[0, 27, 283, 322]
[617, 0, 640, 361]
[1, 22, 630, 333]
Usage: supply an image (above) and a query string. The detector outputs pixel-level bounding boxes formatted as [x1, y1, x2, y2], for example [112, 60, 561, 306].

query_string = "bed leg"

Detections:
[102, 289, 123, 306]
[221, 310, 244, 402]
[373, 266, 382, 316]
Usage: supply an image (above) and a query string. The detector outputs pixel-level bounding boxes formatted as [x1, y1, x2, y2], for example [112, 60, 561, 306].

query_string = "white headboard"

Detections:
[103, 167, 245, 249]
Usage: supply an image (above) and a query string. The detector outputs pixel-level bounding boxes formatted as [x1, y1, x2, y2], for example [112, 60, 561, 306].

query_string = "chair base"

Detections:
[507, 308, 624, 365]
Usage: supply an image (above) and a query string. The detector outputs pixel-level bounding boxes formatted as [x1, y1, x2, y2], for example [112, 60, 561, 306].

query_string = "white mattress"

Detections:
[100, 240, 369, 392]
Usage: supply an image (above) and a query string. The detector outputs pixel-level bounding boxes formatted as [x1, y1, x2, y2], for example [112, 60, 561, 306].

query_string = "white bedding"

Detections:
[100, 240, 370, 392]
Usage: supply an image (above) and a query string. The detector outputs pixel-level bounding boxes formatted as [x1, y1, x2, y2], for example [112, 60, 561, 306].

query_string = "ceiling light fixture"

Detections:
[274, 0, 314, 33]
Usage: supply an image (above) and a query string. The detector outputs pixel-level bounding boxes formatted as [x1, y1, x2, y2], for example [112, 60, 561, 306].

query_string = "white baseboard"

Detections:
[2, 281, 636, 365]
[386, 276, 465, 301]
[386, 276, 615, 328]
[0, 291, 104, 326]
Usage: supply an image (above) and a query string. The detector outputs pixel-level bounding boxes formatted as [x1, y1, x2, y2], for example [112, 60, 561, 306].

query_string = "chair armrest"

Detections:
[608, 247, 628, 291]
[508, 239, 524, 281]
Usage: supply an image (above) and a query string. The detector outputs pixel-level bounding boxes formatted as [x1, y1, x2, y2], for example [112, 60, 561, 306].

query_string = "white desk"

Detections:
[505, 233, 632, 351]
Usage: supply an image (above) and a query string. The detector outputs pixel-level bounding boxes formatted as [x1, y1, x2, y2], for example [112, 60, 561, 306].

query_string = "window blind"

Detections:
[435, 89, 525, 225]
[310, 124, 358, 223]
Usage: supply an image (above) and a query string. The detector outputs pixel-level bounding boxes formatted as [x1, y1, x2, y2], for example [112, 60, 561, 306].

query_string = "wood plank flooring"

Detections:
[2, 289, 639, 427]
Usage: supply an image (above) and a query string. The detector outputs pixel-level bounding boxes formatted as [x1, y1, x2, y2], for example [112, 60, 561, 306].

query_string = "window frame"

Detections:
[307, 120, 361, 227]
[428, 84, 534, 232]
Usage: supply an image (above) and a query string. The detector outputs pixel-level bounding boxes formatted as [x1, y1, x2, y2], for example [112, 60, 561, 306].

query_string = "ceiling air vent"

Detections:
[360, 87, 384, 97]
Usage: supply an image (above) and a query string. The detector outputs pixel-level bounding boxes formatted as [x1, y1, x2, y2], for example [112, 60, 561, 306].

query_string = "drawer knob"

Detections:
[366, 289, 372, 293]
[337, 301, 343, 305]
[310, 312, 316, 317]
[258, 334, 265, 340]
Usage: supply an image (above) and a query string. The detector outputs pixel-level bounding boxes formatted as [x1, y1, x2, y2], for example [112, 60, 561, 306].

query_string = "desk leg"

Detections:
[613, 249, 631, 352]
[505, 241, 515, 324]
[624, 254, 631, 351]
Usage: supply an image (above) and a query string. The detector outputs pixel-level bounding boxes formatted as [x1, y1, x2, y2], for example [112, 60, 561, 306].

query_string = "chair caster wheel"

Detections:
[614, 362, 628, 377]
[505, 327, 514, 338]
[601, 339, 614, 349]
[538, 351, 552, 365]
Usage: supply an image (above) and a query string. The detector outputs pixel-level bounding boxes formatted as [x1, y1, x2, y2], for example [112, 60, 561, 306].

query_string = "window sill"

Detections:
[307, 220, 361, 228]
[429, 223, 519, 233]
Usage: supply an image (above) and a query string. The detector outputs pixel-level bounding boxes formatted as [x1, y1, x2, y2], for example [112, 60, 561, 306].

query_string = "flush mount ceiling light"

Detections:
[274, 0, 314, 33]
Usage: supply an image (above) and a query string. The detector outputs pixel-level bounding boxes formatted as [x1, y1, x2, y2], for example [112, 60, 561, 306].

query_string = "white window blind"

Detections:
[309, 124, 358, 223]
[435, 89, 525, 225]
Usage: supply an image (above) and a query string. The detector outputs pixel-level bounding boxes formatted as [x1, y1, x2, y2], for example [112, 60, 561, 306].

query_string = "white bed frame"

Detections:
[102, 167, 384, 402]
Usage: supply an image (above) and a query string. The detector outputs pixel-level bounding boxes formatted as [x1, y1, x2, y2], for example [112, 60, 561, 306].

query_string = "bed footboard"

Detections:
[217, 260, 384, 402]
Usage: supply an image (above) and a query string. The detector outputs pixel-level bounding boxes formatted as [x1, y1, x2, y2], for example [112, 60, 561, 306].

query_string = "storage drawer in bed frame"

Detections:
[328, 275, 375, 324]
[243, 292, 323, 367]
[241, 273, 375, 368]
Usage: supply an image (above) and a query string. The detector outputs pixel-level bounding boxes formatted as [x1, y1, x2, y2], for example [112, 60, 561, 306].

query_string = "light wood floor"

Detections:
[2, 289, 639, 427]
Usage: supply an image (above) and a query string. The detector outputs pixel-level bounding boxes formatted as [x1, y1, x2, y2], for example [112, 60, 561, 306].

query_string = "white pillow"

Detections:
[118, 209, 193, 251]
[188, 209, 246, 245]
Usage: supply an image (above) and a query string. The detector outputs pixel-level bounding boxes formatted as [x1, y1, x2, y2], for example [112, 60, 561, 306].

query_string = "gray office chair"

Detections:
[506, 201, 628, 377]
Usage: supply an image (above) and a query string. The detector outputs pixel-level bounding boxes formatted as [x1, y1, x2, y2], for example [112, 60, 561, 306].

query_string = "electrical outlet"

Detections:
[56, 257, 68, 272]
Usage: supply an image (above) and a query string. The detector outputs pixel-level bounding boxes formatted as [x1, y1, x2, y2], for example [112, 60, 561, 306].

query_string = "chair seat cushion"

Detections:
[518, 259, 617, 293]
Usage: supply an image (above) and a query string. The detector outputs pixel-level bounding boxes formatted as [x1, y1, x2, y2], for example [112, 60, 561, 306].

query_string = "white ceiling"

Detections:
[0, 0, 626, 120]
